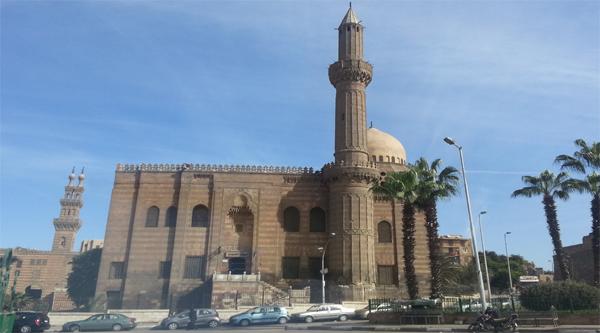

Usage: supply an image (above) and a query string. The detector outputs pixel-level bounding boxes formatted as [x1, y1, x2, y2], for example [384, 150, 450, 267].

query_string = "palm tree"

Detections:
[411, 157, 460, 299]
[555, 139, 600, 288]
[371, 170, 421, 299]
[511, 170, 576, 280]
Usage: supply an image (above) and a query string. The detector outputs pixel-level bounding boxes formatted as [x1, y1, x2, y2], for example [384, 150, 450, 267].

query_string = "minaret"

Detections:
[52, 168, 84, 252]
[323, 7, 379, 301]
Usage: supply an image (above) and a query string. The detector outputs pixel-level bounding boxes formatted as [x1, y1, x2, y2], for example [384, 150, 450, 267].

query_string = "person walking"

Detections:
[186, 308, 197, 330]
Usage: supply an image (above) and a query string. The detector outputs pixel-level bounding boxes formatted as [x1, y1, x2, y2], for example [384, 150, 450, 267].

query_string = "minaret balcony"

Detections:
[328, 60, 373, 87]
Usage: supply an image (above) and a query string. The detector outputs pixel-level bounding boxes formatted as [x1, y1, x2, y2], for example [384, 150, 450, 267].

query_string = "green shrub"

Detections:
[519, 281, 600, 311]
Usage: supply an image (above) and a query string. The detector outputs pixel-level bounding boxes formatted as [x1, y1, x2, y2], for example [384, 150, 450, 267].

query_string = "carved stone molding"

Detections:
[328, 60, 373, 87]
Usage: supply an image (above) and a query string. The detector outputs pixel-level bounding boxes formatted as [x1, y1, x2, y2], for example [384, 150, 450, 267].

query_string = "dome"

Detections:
[367, 127, 407, 165]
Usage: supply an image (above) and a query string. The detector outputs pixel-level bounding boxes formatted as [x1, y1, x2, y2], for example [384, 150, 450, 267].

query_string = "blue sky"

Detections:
[1, 1, 598, 273]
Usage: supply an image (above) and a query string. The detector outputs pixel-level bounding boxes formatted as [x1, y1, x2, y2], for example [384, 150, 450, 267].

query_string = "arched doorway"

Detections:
[228, 258, 246, 275]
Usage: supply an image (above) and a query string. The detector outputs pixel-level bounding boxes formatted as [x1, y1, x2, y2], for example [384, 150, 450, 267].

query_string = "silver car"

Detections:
[291, 304, 355, 323]
[160, 309, 220, 330]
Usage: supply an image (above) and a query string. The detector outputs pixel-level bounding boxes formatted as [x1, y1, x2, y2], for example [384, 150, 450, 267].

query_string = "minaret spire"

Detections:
[324, 7, 379, 302]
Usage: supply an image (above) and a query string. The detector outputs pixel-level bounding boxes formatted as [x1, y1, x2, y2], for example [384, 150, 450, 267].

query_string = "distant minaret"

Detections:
[324, 7, 379, 301]
[52, 168, 84, 252]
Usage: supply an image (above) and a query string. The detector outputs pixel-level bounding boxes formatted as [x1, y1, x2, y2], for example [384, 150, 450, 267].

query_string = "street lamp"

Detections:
[478, 211, 492, 299]
[319, 233, 335, 304]
[504, 232, 513, 294]
[443, 137, 487, 311]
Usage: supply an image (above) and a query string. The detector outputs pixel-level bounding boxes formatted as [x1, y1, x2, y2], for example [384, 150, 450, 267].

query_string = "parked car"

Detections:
[12, 311, 50, 333]
[354, 303, 402, 319]
[228, 306, 290, 327]
[160, 309, 220, 330]
[445, 298, 511, 312]
[291, 304, 356, 323]
[61, 313, 136, 332]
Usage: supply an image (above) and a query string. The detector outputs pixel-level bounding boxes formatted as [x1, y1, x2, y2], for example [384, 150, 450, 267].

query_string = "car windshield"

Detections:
[307, 305, 322, 311]
[243, 307, 260, 314]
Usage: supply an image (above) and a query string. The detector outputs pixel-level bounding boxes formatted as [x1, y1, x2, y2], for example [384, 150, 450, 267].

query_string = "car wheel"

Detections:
[304, 316, 314, 323]
[207, 320, 218, 328]
[167, 322, 179, 330]
[239, 319, 250, 327]
[19, 325, 32, 333]
[339, 315, 348, 321]
[111, 323, 124, 331]
[277, 317, 288, 324]
[69, 325, 81, 332]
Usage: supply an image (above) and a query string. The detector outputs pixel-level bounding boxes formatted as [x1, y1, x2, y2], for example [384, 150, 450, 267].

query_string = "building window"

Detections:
[146, 206, 159, 227]
[29, 259, 47, 266]
[308, 257, 324, 280]
[283, 207, 300, 232]
[235, 224, 244, 233]
[282, 257, 300, 279]
[378, 265, 396, 285]
[309, 208, 326, 232]
[159, 261, 171, 279]
[16, 260, 22, 268]
[184, 256, 204, 279]
[109, 262, 125, 279]
[378, 221, 392, 243]
[166, 206, 178, 227]
[32, 269, 41, 279]
[192, 205, 209, 227]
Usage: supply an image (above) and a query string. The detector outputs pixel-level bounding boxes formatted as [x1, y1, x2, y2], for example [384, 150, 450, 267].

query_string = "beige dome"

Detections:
[367, 127, 407, 165]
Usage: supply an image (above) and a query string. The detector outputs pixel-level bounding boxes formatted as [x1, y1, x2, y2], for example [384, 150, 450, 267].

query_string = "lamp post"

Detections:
[319, 233, 335, 304]
[443, 137, 487, 311]
[504, 232, 513, 294]
[548, 260, 554, 275]
[478, 211, 492, 300]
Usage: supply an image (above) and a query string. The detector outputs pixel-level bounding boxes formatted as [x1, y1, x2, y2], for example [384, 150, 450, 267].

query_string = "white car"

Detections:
[291, 304, 356, 323]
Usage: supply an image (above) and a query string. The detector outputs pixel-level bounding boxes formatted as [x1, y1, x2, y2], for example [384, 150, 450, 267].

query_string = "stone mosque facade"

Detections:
[95, 8, 432, 308]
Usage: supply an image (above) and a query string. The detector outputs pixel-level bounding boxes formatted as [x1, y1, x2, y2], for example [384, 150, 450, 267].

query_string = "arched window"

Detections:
[283, 207, 300, 232]
[146, 206, 159, 227]
[378, 221, 392, 243]
[392, 157, 396, 163]
[372, 155, 376, 162]
[309, 207, 327, 232]
[166, 206, 178, 227]
[192, 205, 209, 227]
[379, 155, 384, 162]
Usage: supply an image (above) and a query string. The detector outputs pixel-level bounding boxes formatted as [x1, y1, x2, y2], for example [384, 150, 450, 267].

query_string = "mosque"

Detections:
[94, 7, 434, 308]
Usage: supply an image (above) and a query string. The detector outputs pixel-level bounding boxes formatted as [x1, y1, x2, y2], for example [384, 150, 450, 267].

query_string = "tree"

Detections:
[411, 157, 460, 299]
[555, 139, 600, 288]
[67, 248, 102, 308]
[3, 292, 30, 311]
[371, 170, 421, 299]
[511, 170, 576, 280]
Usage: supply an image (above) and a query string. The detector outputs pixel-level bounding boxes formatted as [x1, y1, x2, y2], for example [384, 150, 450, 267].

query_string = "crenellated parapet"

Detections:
[328, 60, 373, 87]
[117, 163, 319, 174]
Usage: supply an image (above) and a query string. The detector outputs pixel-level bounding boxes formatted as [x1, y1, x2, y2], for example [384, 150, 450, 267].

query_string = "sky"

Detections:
[1, 0, 598, 273]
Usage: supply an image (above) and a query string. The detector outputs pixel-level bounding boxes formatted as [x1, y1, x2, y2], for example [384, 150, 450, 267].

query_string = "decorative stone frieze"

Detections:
[328, 60, 373, 87]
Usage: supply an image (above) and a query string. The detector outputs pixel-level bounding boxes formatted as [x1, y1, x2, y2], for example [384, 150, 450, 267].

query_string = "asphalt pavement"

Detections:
[82, 321, 600, 333]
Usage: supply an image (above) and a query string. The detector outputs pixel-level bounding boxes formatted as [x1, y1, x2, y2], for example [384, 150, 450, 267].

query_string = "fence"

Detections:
[367, 296, 600, 314]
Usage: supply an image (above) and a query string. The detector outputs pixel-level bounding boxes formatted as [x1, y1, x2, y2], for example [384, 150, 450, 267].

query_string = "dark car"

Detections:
[160, 309, 220, 330]
[12, 311, 50, 333]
